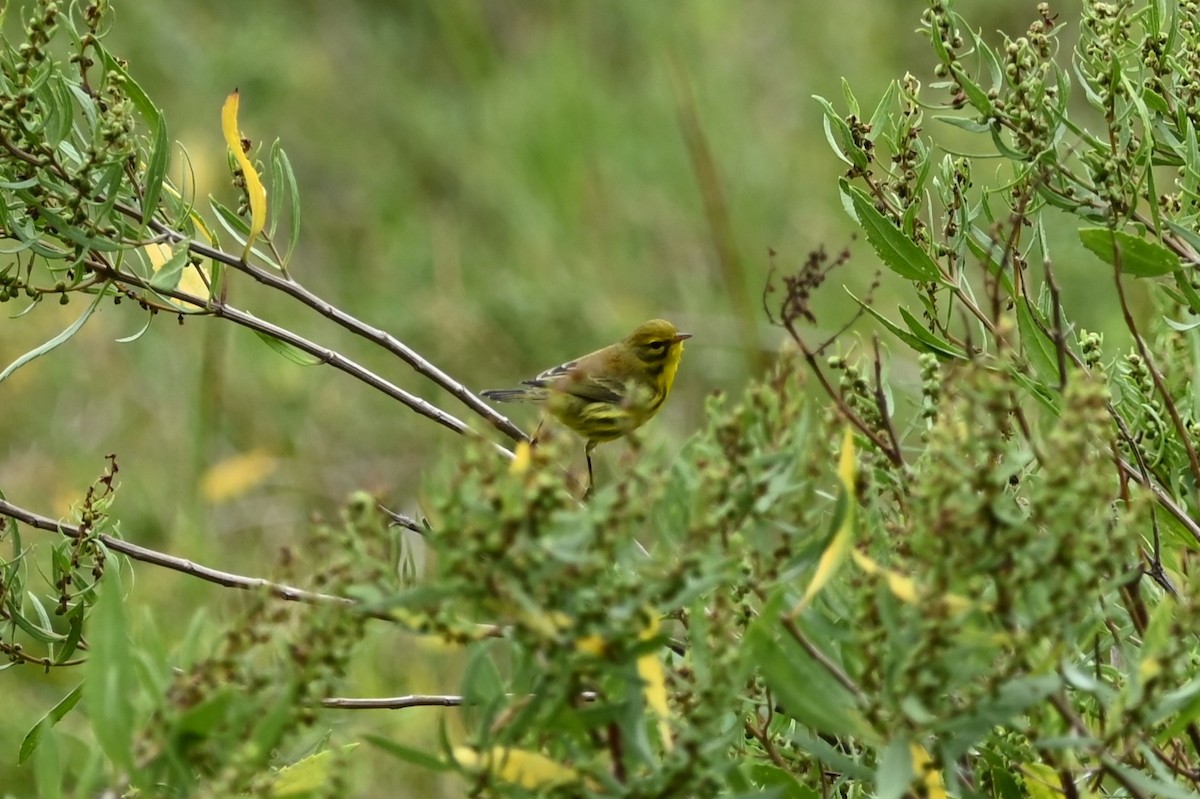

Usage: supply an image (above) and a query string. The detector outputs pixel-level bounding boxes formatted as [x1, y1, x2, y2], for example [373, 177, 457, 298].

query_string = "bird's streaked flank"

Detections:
[482, 319, 691, 493]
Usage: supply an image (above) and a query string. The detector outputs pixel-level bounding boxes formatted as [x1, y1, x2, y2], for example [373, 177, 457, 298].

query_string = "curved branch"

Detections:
[2, 497, 402, 624]
[85, 257, 514, 460]
[113, 201, 529, 445]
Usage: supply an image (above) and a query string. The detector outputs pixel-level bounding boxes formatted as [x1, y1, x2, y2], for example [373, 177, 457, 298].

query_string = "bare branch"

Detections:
[322, 691, 598, 710]
[85, 256, 515, 461]
[113, 202, 529, 445]
[1, 497, 411, 625]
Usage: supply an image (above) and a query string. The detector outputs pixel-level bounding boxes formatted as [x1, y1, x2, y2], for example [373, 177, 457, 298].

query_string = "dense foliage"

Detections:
[4, 0, 1200, 797]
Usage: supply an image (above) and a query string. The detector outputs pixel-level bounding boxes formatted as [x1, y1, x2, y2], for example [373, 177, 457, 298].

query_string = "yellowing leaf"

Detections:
[200, 449, 278, 504]
[910, 743, 947, 799]
[852, 551, 974, 612]
[575, 633, 607, 657]
[453, 746, 585, 790]
[852, 550, 918, 603]
[1022, 761, 1065, 799]
[791, 426, 857, 615]
[271, 745, 357, 797]
[510, 440, 532, 474]
[637, 613, 673, 750]
[221, 89, 267, 258]
[144, 242, 209, 310]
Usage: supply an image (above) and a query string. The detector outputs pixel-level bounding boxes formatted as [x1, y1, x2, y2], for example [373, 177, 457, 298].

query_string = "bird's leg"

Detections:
[584, 440, 596, 500]
[531, 418, 546, 447]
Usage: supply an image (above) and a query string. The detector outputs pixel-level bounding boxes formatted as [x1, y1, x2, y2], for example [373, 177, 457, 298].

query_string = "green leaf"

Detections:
[875, 739, 913, 799]
[1078, 227, 1180, 277]
[33, 715, 63, 799]
[0, 288, 107, 384]
[744, 599, 872, 740]
[897, 306, 966, 359]
[253, 331, 322, 366]
[462, 640, 506, 706]
[270, 745, 358, 797]
[848, 289, 961, 359]
[97, 43, 160, 126]
[364, 735, 451, 772]
[176, 688, 236, 736]
[934, 115, 993, 134]
[270, 140, 301, 267]
[949, 63, 994, 116]
[54, 602, 86, 664]
[867, 82, 899, 142]
[1015, 298, 1060, 384]
[813, 95, 868, 170]
[841, 181, 943, 282]
[141, 115, 170, 226]
[83, 568, 135, 773]
[44, 76, 75, 148]
[148, 246, 191, 292]
[749, 764, 814, 798]
[19, 683, 83, 765]
[1105, 757, 1200, 799]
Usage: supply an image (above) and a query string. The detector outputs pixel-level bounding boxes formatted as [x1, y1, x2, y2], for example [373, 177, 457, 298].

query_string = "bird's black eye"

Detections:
[648, 340, 667, 351]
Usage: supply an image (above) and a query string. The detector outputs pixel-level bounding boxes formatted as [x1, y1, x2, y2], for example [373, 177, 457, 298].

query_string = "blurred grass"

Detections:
[0, 1, 1096, 795]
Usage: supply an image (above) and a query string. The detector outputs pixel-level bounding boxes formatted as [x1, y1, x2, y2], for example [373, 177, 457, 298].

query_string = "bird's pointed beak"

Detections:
[672, 333, 693, 342]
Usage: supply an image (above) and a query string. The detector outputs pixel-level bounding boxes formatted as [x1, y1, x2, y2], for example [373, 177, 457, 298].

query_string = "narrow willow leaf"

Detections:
[148, 246, 190, 292]
[0, 288, 107, 384]
[814, 95, 868, 169]
[221, 90, 267, 257]
[793, 427, 856, 613]
[270, 141, 301, 267]
[365, 735, 449, 771]
[876, 739, 913, 799]
[83, 569, 135, 772]
[19, 683, 83, 765]
[114, 314, 155, 344]
[141, 115, 170, 226]
[253, 331, 322, 365]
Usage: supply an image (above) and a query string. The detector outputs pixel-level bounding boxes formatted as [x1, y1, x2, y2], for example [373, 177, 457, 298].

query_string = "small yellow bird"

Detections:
[482, 319, 691, 491]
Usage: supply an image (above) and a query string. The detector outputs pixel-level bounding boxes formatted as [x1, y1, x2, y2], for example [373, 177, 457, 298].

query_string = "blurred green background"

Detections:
[0, 1, 1074, 794]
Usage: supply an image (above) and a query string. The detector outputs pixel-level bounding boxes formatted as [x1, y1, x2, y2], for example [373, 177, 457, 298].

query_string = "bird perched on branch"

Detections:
[482, 319, 691, 494]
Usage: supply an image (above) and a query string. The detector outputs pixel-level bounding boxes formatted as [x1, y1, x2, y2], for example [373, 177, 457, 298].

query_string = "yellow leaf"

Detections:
[453, 746, 585, 790]
[575, 633, 607, 657]
[510, 440, 532, 474]
[637, 613, 673, 750]
[270, 745, 357, 797]
[221, 89, 267, 257]
[1021, 761, 1066, 799]
[791, 426, 856, 615]
[910, 743, 947, 799]
[200, 449, 278, 504]
[143, 242, 209, 310]
[852, 550, 918, 603]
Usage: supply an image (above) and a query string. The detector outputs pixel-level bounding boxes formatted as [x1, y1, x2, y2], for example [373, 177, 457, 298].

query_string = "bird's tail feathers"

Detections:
[480, 387, 544, 403]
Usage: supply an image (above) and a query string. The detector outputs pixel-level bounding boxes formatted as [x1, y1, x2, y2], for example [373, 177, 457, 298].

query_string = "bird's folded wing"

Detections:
[522, 368, 625, 405]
